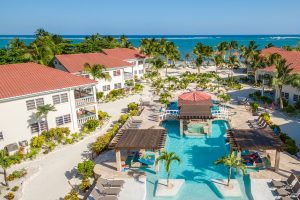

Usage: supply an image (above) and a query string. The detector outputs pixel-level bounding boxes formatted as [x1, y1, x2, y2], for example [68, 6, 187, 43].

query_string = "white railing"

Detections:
[75, 96, 95, 107]
[124, 73, 133, 80]
[77, 114, 97, 126]
[212, 108, 229, 119]
[160, 109, 179, 120]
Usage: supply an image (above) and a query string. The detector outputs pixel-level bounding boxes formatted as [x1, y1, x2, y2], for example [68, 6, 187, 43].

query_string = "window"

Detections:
[282, 92, 289, 100]
[26, 98, 44, 110]
[114, 83, 122, 89]
[293, 94, 300, 102]
[134, 70, 138, 75]
[139, 70, 144, 74]
[138, 60, 143, 65]
[0, 132, 3, 140]
[113, 70, 121, 76]
[52, 93, 68, 105]
[102, 85, 111, 91]
[56, 114, 71, 126]
[30, 121, 47, 134]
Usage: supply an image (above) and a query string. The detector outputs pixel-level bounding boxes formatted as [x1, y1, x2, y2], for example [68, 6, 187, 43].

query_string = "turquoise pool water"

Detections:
[145, 120, 251, 200]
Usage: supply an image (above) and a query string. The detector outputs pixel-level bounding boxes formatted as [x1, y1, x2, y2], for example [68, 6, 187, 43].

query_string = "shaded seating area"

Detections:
[227, 128, 283, 172]
[110, 129, 166, 172]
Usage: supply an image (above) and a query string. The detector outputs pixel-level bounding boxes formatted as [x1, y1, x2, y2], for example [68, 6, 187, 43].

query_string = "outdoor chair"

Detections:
[280, 193, 300, 200]
[96, 181, 121, 196]
[271, 174, 296, 188]
[97, 177, 125, 188]
[91, 188, 118, 200]
[275, 181, 300, 197]
[247, 116, 262, 124]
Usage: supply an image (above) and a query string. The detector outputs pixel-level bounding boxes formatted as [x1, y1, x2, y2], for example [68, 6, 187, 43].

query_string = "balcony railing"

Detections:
[77, 112, 97, 126]
[75, 96, 95, 107]
[124, 73, 133, 80]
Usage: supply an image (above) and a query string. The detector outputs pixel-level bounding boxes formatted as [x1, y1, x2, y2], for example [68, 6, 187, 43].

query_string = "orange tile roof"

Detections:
[102, 48, 146, 60]
[55, 52, 132, 73]
[178, 91, 213, 106]
[260, 47, 300, 73]
[0, 63, 96, 99]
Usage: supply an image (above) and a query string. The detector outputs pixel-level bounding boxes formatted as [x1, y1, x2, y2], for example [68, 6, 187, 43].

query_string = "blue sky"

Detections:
[1, 0, 300, 35]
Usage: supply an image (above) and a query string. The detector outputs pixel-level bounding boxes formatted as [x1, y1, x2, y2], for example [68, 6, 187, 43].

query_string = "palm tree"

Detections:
[0, 150, 21, 186]
[265, 43, 274, 48]
[213, 55, 224, 91]
[272, 59, 293, 110]
[240, 41, 259, 67]
[84, 63, 111, 81]
[185, 53, 190, 67]
[250, 53, 265, 83]
[155, 151, 181, 187]
[227, 55, 239, 77]
[228, 41, 238, 56]
[217, 41, 228, 60]
[214, 152, 246, 186]
[161, 41, 179, 76]
[119, 35, 133, 48]
[195, 55, 203, 73]
[36, 104, 56, 132]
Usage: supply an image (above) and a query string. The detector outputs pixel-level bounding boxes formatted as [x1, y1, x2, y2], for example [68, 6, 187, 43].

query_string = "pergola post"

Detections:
[155, 150, 160, 172]
[275, 150, 280, 172]
[116, 150, 122, 172]
[179, 119, 183, 136]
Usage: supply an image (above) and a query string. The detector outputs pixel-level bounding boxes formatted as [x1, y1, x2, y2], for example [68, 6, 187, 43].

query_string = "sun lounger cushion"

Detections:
[275, 188, 291, 196]
[99, 196, 118, 200]
[271, 180, 286, 188]
[103, 188, 121, 195]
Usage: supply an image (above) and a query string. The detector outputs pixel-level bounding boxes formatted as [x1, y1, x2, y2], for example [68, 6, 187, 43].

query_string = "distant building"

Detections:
[53, 48, 146, 95]
[256, 47, 300, 105]
[0, 63, 98, 149]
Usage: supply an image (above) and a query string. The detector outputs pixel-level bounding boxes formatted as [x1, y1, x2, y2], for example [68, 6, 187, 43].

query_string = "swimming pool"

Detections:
[144, 120, 251, 200]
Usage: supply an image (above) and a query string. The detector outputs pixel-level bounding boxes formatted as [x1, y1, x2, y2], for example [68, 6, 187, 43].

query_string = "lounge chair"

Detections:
[91, 188, 118, 200]
[271, 174, 296, 188]
[275, 181, 300, 197]
[247, 116, 262, 124]
[96, 181, 121, 196]
[280, 193, 300, 200]
[98, 177, 125, 188]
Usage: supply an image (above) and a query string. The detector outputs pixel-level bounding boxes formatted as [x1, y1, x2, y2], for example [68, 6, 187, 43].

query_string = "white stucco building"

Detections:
[256, 47, 300, 105]
[53, 48, 146, 95]
[0, 63, 98, 149]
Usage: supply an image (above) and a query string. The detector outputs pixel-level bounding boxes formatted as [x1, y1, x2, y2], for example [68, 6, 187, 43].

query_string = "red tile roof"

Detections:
[55, 52, 132, 73]
[102, 48, 146, 60]
[260, 47, 300, 73]
[178, 91, 213, 107]
[0, 63, 96, 99]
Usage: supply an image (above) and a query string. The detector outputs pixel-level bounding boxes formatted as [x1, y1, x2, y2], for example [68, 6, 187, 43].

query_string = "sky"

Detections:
[0, 0, 300, 35]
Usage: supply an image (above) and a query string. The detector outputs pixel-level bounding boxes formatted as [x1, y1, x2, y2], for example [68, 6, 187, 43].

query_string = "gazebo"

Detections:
[111, 129, 166, 172]
[227, 128, 284, 172]
[177, 91, 214, 136]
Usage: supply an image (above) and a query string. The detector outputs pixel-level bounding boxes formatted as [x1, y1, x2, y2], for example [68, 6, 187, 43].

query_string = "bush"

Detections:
[26, 148, 40, 159]
[63, 138, 75, 144]
[43, 127, 70, 142]
[250, 102, 259, 112]
[118, 114, 129, 124]
[91, 135, 110, 154]
[280, 133, 300, 155]
[133, 84, 144, 93]
[64, 190, 79, 200]
[45, 141, 56, 151]
[127, 102, 139, 111]
[7, 169, 27, 181]
[30, 135, 45, 148]
[129, 109, 139, 116]
[11, 186, 19, 192]
[83, 119, 100, 131]
[96, 91, 104, 101]
[218, 93, 231, 103]
[98, 111, 109, 121]
[77, 160, 95, 179]
[71, 133, 80, 141]
[107, 89, 125, 100]
[285, 105, 298, 116]
[79, 179, 91, 191]
[5, 192, 14, 200]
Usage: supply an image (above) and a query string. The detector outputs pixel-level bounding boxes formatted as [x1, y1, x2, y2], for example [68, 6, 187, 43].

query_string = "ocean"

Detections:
[1, 35, 300, 57]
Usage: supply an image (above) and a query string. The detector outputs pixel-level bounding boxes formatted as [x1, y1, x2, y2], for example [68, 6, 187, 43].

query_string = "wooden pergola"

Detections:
[112, 129, 166, 172]
[227, 128, 284, 172]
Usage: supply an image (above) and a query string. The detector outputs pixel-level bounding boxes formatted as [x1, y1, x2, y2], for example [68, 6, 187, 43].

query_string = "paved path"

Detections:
[8, 90, 149, 200]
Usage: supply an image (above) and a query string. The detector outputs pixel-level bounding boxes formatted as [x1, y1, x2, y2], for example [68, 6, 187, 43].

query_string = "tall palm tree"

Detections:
[119, 35, 133, 48]
[162, 41, 179, 76]
[214, 152, 246, 186]
[228, 41, 238, 56]
[272, 59, 294, 110]
[250, 53, 265, 83]
[240, 41, 259, 67]
[213, 55, 224, 91]
[227, 55, 239, 77]
[185, 53, 190, 67]
[36, 104, 56, 132]
[84, 63, 111, 81]
[155, 151, 181, 187]
[195, 55, 203, 74]
[217, 41, 228, 60]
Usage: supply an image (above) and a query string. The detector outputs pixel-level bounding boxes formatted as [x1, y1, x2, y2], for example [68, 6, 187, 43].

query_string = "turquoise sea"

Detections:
[0, 35, 300, 58]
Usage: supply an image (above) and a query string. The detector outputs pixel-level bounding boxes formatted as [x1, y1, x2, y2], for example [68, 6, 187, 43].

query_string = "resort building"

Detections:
[0, 63, 98, 150]
[53, 48, 146, 95]
[256, 47, 300, 105]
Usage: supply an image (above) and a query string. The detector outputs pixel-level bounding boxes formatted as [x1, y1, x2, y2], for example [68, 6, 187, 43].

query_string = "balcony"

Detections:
[77, 110, 97, 126]
[124, 72, 133, 80]
[75, 96, 95, 107]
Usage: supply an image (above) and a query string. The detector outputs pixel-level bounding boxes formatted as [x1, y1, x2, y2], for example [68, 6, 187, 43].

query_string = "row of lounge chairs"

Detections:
[270, 173, 300, 200]
[247, 116, 268, 129]
[90, 177, 125, 200]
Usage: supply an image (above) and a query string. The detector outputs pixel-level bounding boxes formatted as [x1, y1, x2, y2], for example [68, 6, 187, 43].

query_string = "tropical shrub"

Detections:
[218, 93, 231, 103]
[77, 160, 95, 179]
[285, 105, 298, 116]
[106, 89, 125, 100]
[91, 134, 110, 154]
[64, 190, 79, 200]
[42, 127, 70, 142]
[280, 133, 299, 155]
[83, 119, 100, 131]
[260, 113, 271, 124]
[11, 186, 19, 192]
[129, 109, 139, 116]
[98, 111, 109, 121]
[63, 138, 75, 145]
[96, 91, 104, 101]
[26, 148, 40, 159]
[5, 192, 14, 200]
[133, 84, 144, 93]
[127, 102, 138, 111]
[30, 135, 45, 148]
[250, 102, 259, 113]
[79, 178, 91, 191]
[118, 114, 129, 124]
[71, 133, 81, 141]
[7, 169, 27, 181]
